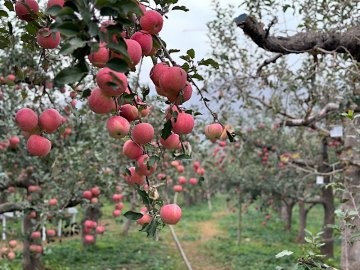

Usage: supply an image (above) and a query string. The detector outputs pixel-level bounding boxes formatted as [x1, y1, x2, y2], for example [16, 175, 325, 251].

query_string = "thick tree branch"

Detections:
[235, 14, 360, 61]
[284, 103, 340, 126]
[0, 198, 82, 215]
[0, 201, 30, 214]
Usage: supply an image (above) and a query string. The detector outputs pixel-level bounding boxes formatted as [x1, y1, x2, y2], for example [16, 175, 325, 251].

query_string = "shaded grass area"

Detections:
[0, 223, 183, 270]
[0, 195, 341, 270]
[202, 196, 341, 269]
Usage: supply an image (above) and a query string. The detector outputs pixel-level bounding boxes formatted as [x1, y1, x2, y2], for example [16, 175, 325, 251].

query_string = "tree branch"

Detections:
[235, 14, 360, 61]
[0, 201, 30, 214]
[284, 103, 340, 126]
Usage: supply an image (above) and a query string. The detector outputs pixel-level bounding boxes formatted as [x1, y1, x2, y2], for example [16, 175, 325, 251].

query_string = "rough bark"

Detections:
[341, 118, 360, 270]
[23, 214, 44, 270]
[319, 138, 335, 258]
[235, 14, 360, 61]
[297, 201, 306, 243]
[280, 200, 294, 231]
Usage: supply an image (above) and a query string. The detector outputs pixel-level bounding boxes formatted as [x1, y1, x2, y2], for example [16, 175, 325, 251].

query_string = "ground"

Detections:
[0, 195, 340, 270]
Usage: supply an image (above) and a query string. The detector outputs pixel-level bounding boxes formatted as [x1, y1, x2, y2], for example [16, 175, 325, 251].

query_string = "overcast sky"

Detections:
[140, 0, 241, 84]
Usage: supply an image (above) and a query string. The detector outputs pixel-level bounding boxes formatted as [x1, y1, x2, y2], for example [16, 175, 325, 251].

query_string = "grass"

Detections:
[201, 197, 341, 269]
[0, 195, 341, 270]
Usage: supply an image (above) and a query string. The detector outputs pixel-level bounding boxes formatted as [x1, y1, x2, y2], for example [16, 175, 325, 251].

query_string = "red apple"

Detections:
[106, 116, 130, 139]
[136, 213, 152, 225]
[26, 135, 51, 157]
[119, 104, 139, 122]
[36, 28, 61, 49]
[131, 123, 154, 145]
[136, 154, 157, 176]
[178, 176, 186, 185]
[140, 10, 163, 34]
[48, 198, 57, 206]
[88, 87, 116, 114]
[131, 31, 153, 56]
[113, 209, 121, 217]
[171, 112, 194, 135]
[83, 190, 92, 200]
[15, 108, 38, 132]
[96, 67, 128, 97]
[160, 204, 182, 225]
[160, 133, 180, 150]
[123, 140, 143, 160]
[39, 109, 62, 133]
[173, 185, 183, 192]
[15, 0, 39, 21]
[88, 43, 110, 68]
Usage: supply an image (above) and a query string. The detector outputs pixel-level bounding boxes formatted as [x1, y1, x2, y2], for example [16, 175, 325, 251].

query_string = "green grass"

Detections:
[202, 196, 340, 269]
[0, 196, 341, 270]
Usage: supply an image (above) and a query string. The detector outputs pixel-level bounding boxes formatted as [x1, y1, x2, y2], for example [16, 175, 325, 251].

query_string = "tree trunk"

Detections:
[297, 201, 306, 243]
[23, 214, 44, 270]
[205, 179, 212, 210]
[319, 137, 335, 258]
[236, 191, 242, 245]
[82, 205, 101, 246]
[280, 200, 294, 231]
[341, 118, 360, 270]
[320, 182, 335, 258]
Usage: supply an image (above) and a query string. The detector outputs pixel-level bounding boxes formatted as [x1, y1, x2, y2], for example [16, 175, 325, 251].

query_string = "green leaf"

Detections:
[168, 49, 180, 54]
[275, 250, 293, 258]
[7, 22, 12, 36]
[81, 88, 91, 98]
[4, 1, 14, 12]
[140, 219, 159, 238]
[191, 73, 204, 81]
[59, 38, 86, 55]
[172, 5, 189, 12]
[51, 22, 81, 36]
[198, 58, 219, 69]
[15, 66, 25, 81]
[136, 186, 152, 205]
[187, 48, 195, 59]
[54, 61, 88, 85]
[0, 10, 8, 18]
[0, 36, 10, 49]
[46, 5, 62, 16]
[148, 155, 160, 168]
[124, 211, 143, 220]
[161, 119, 173, 140]
[24, 24, 38, 35]
[226, 130, 235, 142]
[141, 86, 150, 101]
[107, 40, 130, 62]
[105, 58, 129, 73]
[198, 177, 205, 185]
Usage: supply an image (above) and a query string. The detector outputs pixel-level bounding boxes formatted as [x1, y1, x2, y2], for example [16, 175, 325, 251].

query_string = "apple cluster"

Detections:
[14, 108, 64, 156]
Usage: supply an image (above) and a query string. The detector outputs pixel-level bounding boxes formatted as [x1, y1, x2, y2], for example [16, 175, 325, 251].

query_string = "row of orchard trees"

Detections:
[0, 0, 217, 269]
[2, 0, 360, 269]
[201, 1, 360, 269]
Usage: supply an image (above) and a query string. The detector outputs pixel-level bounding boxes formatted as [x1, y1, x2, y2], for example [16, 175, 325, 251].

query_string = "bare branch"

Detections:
[256, 53, 283, 75]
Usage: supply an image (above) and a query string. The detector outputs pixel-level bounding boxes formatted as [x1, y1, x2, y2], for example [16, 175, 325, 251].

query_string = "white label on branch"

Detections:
[330, 125, 343, 138]
[316, 176, 324, 185]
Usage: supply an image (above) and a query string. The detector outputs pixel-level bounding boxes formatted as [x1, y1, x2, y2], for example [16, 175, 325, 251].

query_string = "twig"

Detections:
[256, 53, 283, 75]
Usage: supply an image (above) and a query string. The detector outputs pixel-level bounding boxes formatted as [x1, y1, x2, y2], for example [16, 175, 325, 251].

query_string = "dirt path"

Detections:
[174, 210, 229, 270]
